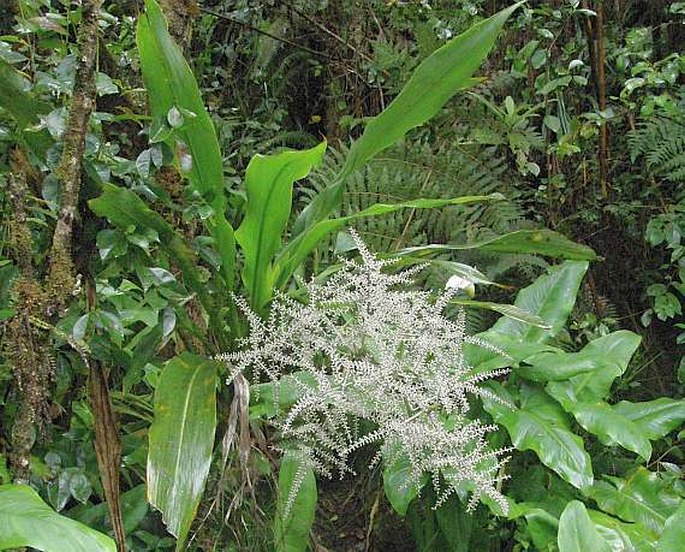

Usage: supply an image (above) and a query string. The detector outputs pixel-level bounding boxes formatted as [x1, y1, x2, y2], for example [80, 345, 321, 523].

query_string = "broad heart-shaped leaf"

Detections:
[518, 330, 642, 383]
[147, 353, 217, 549]
[483, 383, 593, 491]
[292, 2, 523, 235]
[137, 0, 235, 287]
[0, 484, 116, 552]
[562, 401, 652, 460]
[274, 452, 317, 552]
[612, 398, 685, 441]
[557, 501, 610, 552]
[658, 501, 685, 551]
[274, 194, 504, 288]
[236, 143, 326, 311]
[546, 332, 641, 405]
[89, 184, 211, 309]
[399, 229, 597, 262]
[588, 468, 682, 538]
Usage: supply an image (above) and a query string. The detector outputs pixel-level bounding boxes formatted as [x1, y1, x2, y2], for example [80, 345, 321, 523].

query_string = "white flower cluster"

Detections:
[222, 231, 511, 514]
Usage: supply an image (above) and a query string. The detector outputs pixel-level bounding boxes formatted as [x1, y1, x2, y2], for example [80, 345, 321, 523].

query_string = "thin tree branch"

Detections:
[198, 7, 333, 61]
[48, 0, 102, 307]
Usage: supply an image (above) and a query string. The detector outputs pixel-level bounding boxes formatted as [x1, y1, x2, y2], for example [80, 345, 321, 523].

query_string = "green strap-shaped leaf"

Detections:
[455, 300, 552, 329]
[557, 501, 610, 552]
[588, 468, 682, 538]
[274, 452, 317, 552]
[293, 2, 524, 234]
[0, 484, 116, 552]
[612, 398, 685, 441]
[399, 229, 597, 261]
[274, 194, 503, 288]
[483, 383, 593, 491]
[147, 353, 217, 549]
[136, 0, 235, 287]
[236, 143, 326, 311]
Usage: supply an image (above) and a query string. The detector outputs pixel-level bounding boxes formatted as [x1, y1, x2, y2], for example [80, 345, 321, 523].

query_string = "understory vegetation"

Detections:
[0, 1, 684, 551]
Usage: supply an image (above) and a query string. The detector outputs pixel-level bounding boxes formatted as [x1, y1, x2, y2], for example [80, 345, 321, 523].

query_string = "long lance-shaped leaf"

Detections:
[136, 0, 235, 288]
[236, 143, 326, 311]
[0, 484, 116, 552]
[274, 194, 504, 288]
[454, 300, 552, 329]
[292, 2, 523, 235]
[89, 184, 211, 310]
[274, 452, 317, 552]
[398, 229, 597, 261]
[147, 354, 217, 550]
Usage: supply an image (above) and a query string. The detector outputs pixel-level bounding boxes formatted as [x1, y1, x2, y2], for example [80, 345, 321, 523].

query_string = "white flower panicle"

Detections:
[222, 230, 511, 515]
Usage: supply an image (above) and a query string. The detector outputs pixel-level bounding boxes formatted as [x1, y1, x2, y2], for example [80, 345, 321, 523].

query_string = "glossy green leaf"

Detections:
[612, 398, 685, 441]
[468, 263, 591, 374]
[490, 261, 588, 344]
[274, 194, 503, 288]
[293, 3, 523, 234]
[274, 452, 317, 552]
[518, 331, 641, 382]
[236, 143, 326, 310]
[546, 332, 641, 405]
[566, 401, 652, 460]
[483, 383, 593, 491]
[588, 468, 682, 538]
[557, 501, 610, 552]
[147, 353, 217, 549]
[468, 262, 588, 372]
[495, 261, 589, 341]
[137, 0, 235, 286]
[588, 509, 658, 551]
[400, 229, 597, 261]
[0, 484, 116, 552]
[658, 501, 685, 551]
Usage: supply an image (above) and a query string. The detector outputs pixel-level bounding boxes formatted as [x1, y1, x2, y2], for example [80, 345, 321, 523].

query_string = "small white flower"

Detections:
[224, 230, 509, 515]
